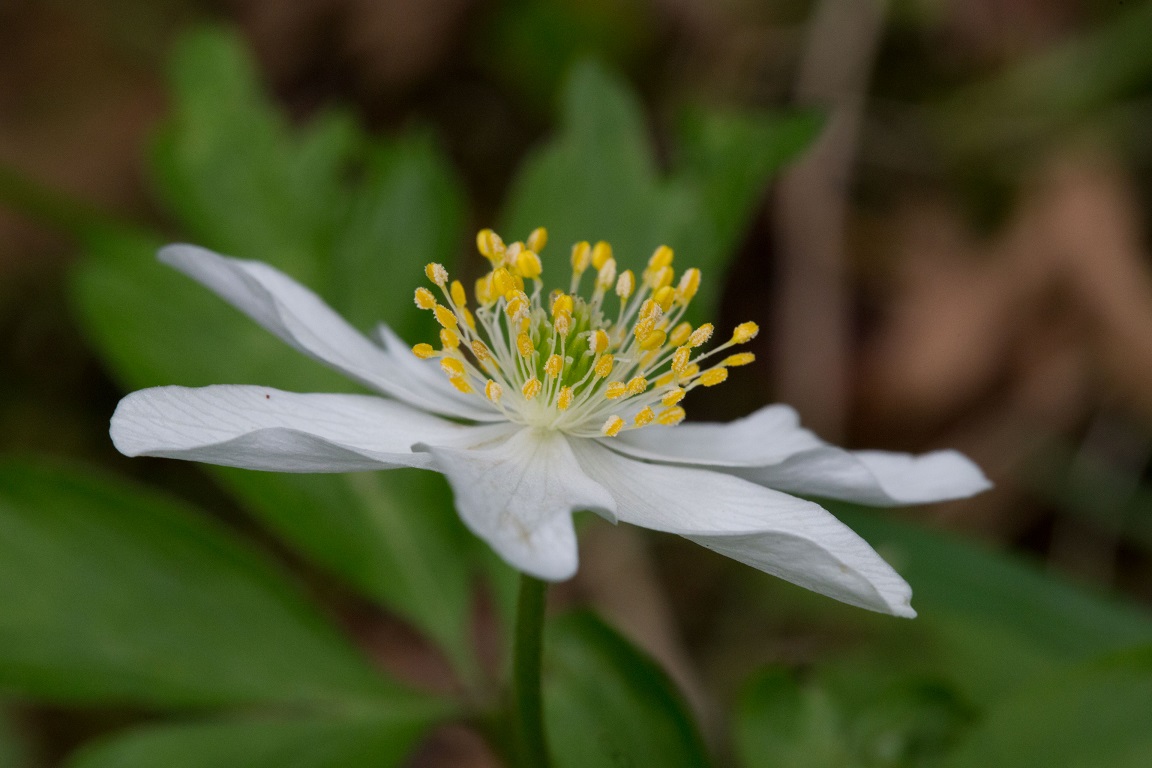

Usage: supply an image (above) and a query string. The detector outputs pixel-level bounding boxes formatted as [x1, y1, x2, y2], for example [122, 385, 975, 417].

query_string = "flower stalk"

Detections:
[512, 573, 551, 768]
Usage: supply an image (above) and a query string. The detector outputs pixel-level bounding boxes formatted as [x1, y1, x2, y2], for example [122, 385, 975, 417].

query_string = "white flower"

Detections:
[110, 229, 990, 617]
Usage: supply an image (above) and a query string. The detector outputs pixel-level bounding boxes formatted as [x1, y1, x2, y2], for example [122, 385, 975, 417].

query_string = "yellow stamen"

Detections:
[639, 330, 667, 351]
[676, 268, 700, 303]
[450, 280, 467, 307]
[594, 354, 615, 378]
[648, 245, 674, 270]
[426, 263, 448, 286]
[669, 322, 692, 347]
[517, 249, 543, 279]
[527, 227, 548, 253]
[605, 382, 627, 399]
[591, 241, 613, 269]
[440, 328, 460, 349]
[602, 415, 625, 437]
[626, 376, 648, 395]
[477, 229, 504, 260]
[654, 286, 675, 312]
[596, 258, 617, 290]
[441, 358, 466, 378]
[545, 354, 563, 378]
[591, 329, 610, 354]
[522, 378, 542, 399]
[434, 304, 458, 329]
[616, 270, 635, 300]
[724, 352, 755, 367]
[551, 294, 574, 316]
[485, 380, 503, 402]
[672, 346, 692, 373]
[689, 324, 713, 348]
[571, 241, 591, 274]
[661, 387, 685, 406]
[451, 377, 473, 393]
[554, 309, 572, 336]
[656, 406, 686, 426]
[732, 321, 759, 343]
[517, 333, 535, 357]
[414, 287, 436, 309]
[412, 343, 435, 359]
[679, 363, 700, 380]
[492, 268, 516, 295]
[700, 368, 728, 386]
[557, 386, 574, 410]
[634, 406, 655, 426]
[471, 340, 492, 362]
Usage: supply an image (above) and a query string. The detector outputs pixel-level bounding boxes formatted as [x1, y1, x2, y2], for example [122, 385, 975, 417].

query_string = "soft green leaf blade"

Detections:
[67, 714, 441, 768]
[501, 60, 697, 290]
[0, 459, 404, 707]
[545, 612, 710, 768]
[735, 669, 848, 768]
[942, 647, 1152, 768]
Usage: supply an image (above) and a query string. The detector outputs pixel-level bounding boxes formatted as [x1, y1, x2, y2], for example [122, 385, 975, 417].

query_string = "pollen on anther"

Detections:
[661, 387, 685, 406]
[634, 406, 655, 426]
[724, 352, 755, 367]
[616, 270, 635, 300]
[522, 378, 542, 399]
[485, 380, 503, 402]
[605, 382, 627, 399]
[669, 322, 692, 347]
[591, 241, 613, 269]
[450, 280, 467, 307]
[601, 415, 625, 437]
[527, 227, 548, 253]
[700, 368, 728, 387]
[414, 287, 436, 309]
[557, 386, 574, 410]
[639, 330, 667, 351]
[425, 263, 448, 286]
[450, 378, 473, 393]
[545, 354, 563, 378]
[732, 321, 760, 343]
[626, 376, 648, 395]
[440, 358, 466, 378]
[471, 340, 492, 362]
[591, 329, 610, 355]
[554, 310, 572, 336]
[594, 354, 615, 378]
[433, 304, 458, 329]
[656, 406, 686, 426]
[412, 343, 435, 359]
[517, 333, 535, 358]
[672, 346, 692, 373]
[571, 241, 591, 273]
[440, 328, 460, 349]
[689, 324, 713, 348]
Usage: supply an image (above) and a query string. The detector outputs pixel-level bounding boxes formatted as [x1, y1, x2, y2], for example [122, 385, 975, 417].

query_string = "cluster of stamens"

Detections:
[412, 228, 758, 438]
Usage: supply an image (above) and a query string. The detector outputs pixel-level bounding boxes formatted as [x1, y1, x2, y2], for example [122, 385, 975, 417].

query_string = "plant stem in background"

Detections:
[513, 574, 551, 768]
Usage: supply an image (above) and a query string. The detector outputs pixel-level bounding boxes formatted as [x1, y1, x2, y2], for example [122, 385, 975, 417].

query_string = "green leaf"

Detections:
[735, 669, 848, 768]
[0, 459, 406, 708]
[942, 647, 1152, 768]
[501, 60, 818, 317]
[70, 25, 480, 675]
[68, 714, 441, 768]
[544, 612, 710, 768]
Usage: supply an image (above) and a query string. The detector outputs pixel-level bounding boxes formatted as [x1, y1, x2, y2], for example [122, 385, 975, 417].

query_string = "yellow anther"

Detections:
[732, 321, 760, 343]
[590, 329, 610, 354]
[475, 274, 495, 305]
[492, 268, 516, 295]
[655, 371, 676, 387]
[602, 415, 625, 437]
[505, 293, 527, 319]
[471, 340, 492, 362]
[557, 386, 574, 410]
[414, 287, 436, 310]
[661, 387, 685, 406]
[527, 227, 548, 253]
[679, 363, 700, 380]
[450, 280, 467, 307]
[634, 406, 655, 427]
[700, 368, 728, 387]
[638, 299, 660, 320]
[545, 354, 564, 378]
[724, 352, 755, 367]
[451, 378, 473, 393]
[654, 285, 676, 312]
[669, 321, 692, 347]
[639, 330, 667, 351]
[433, 304, 458, 329]
[440, 357, 466, 378]
[626, 376, 648, 395]
[426, 263, 449, 286]
[633, 316, 655, 340]
[485, 380, 503, 402]
[676, 268, 700, 303]
[517, 333, 535, 358]
[463, 307, 477, 330]
[551, 294, 574, 317]
[648, 265, 673, 290]
[522, 378, 542, 400]
[591, 241, 613, 269]
[571, 241, 591, 274]
[616, 270, 635, 300]
[440, 328, 461, 349]
[672, 346, 692, 372]
[656, 406, 686, 426]
[648, 245, 674, 270]
[517, 249, 543, 279]
[412, 343, 436, 359]
[554, 309, 572, 336]
[689, 323, 713, 348]
[605, 382, 627, 399]
[596, 258, 617, 290]
[594, 354, 615, 378]
[476, 228, 505, 260]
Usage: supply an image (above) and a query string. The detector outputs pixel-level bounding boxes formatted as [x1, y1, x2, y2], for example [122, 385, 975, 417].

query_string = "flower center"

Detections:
[411, 228, 758, 437]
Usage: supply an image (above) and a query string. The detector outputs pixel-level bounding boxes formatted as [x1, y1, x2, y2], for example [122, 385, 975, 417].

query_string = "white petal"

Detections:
[417, 427, 617, 581]
[159, 244, 495, 421]
[571, 440, 915, 617]
[608, 404, 823, 467]
[606, 404, 990, 506]
[740, 447, 992, 506]
[111, 385, 465, 472]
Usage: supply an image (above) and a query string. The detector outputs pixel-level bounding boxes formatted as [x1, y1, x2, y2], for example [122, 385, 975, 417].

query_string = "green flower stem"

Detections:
[512, 573, 551, 768]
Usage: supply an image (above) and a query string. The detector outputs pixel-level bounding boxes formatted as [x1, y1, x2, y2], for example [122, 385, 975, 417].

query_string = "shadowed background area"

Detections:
[2, 0, 1152, 766]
